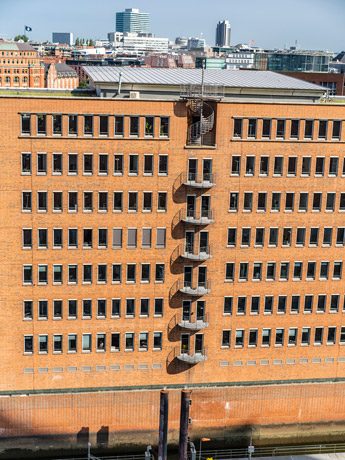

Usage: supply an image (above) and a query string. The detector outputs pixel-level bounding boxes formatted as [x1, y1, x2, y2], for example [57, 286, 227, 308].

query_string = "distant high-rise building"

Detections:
[52, 32, 73, 46]
[116, 8, 150, 34]
[215, 20, 231, 47]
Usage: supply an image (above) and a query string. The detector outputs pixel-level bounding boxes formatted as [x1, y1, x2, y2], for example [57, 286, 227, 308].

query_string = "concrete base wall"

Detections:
[1, 382, 345, 458]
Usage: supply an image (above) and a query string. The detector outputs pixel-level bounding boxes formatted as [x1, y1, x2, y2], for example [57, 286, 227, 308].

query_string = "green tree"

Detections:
[89, 39, 94, 46]
[81, 38, 85, 45]
[75, 37, 80, 46]
[14, 34, 28, 42]
[78, 78, 89, 89]
[86, 39, 89, 46]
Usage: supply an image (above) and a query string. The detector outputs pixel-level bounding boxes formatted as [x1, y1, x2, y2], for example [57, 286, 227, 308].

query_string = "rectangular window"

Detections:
[301, 157, 311, 176]
[155, 263, 165, 282]
[53, 300, 62, 319]
[243, 192, 253, 211]
[317, 294, 326, 313]
[153, 332, 162, 350]
[157, 192, 167, 211]
[304, 120, 313, 139]
[21, 114, 31, 135]
[288, 328, 297, 346]
[38, 300, 48, 319]
[285, 193, 294, 212]
[97, 299, 106, 318]
[319, 261, 329, 280]
[333, 261, 343, 280]
[315, 157, 325, 176]
[98, 228, 107, 248]
[83, 299, 92, 318]
[115, 116, 124, 136]
[251, 296, 260, 314]
[231, 156, 241, 175]
[53, 191, 62, 212]
[235, 329, 244, 347]
[259, 156, 269, 175]
[278, 296, 287, 314]
[139, 332, 149, 350]
[271, 192, 281, 211]
[248, 118, 256, 138]
[129, 154, 138, 175]
[239, 262, 248, 281]
[336, 228, 345, 246]
[68, 153, 78, 174]
[83, 228, 92, 248]
[312, 193, 322, 211]
[127, 263, 136, 283]
[113, 192, 123, 212]
[98, 191, 108, 211]
[298, 193, 308, 212]
[38, 265, 48, 284]
[310, 227, 319, 246]
[229, 192, 239, 211]
[264, 296, 273, 314]
[255, 228, 264, 246]
[276, 119, 285, 138]
[143, 192, 152, 212]
[68, 192, 78, 212]
[144, 154, 153, 175]
[293, 262, 303, 280]
[326, 192, 335, 211]
[53, 265, 62, 284]
[154, 298, 163, 317]
[68, 334, 77, 352]
[314, 327, 323, 345]
[290, 295, 300, 313]
[330, 294, 339, 313]
[266, 262, 276, 280]
[233, 119, 242, 138]
[227, 228, 237, 247]
[275, 328, 284, 346]
[241, 228, 251, 246]
[112, 299, 121, 318]
[287, 157, 297, 176]
[38, 335, 48, 353]
[223, 297, 233, 315]
[98, 264, 107, 283]
[113, 228, 122, 249]
[114, 154, 123, 175]
[301, 328, 310, 345]
[68, 265, 77, 284]
[327, 327, 336, 345]
[126, 299, 135, 317]
[304, 295, 313, 313]
[290, 119, 299, 139]
[269, 228, 278, 246]
[237, 296, 246, 315]
[332, 120, 341, 140]
[83, 192, 93, 212]
[68, 228, 78, 248]
[68, 115, 78, 135]
[245, 156, 255, 175]
[53, 114, 62, 135]
[37, 114, 46, 135]
[83, 264, 92, 283]
[21, 152, 31, 174]
[82, 333, 92, 352]
[160, 117, 169, 137]
[111, 333, 120, 352]
[329, 158, 338, 177]
[99, 116, 108, 136]
[307, 261, 316, 280]
[84, 115, 93, 135]
[158, 155, 168, 175]
[145, 116, 154, 136]
[222, 330, 231, 348]
[318, 120, 327, 139]
[127, 228, 137, 248]
[280, 262, 289, 280]
[97, 333, 106, 352]
[23, 229, 32, 249]
[262, 119, 271, 138]
[323, 227, 333, 246]
[274, 156, 283, 176]
[156, 228, 166, 248]
[262, 329, 271, 346]
[37, 191, 47, 212]
[99, 154, 108, 174]
[83, 154, 93, 174]
[112, 264, 121, 283]
[282, 228, 292, 246]
[140, 298, 149, 317]
[225, 262, 234, 281]
[257, 192, 267, 211]
[296, 227, 305, 246]
[130, 117, 139, 136]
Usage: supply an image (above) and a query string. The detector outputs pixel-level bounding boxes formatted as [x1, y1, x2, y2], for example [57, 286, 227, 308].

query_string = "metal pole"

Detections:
[88, 442, 91, 460]
[178, 389, 190, 460]
[199, 438, 202, 460]
[158, 390, 169, 460]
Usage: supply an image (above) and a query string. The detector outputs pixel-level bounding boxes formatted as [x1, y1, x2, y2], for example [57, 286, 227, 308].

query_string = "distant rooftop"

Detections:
[83, 67, 325, 102]
[0, 41, 36, 52]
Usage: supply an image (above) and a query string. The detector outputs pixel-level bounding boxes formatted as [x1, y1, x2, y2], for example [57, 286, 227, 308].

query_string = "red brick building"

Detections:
[1, 68, 345, 456]
[44, 62, 79, 89]
[0, 41, 44, 88]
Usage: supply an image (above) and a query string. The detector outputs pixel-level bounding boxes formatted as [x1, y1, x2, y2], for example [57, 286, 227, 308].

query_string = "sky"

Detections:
[0, 0, 344, 51]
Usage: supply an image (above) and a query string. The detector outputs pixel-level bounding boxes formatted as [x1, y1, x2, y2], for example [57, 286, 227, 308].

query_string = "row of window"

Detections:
[227, 226, 345, 248]
[23, 297, 164, 320]
[23, 331, 163, 354]
[233, 118, 342, 141]
[22, 227, 166, 250]
[231, 155, 345, 177]
[222, 294, 345, 316]
[1, 65, 29, 71]
[225, 260, 344, 282]
[221, 326, 345, 349]
[22, 191, 168, 213]
[229, 191, 345, 213]
[22, 263, 166, 285]
[0, 76, 28, 83]
[21, 152, 169, 176]
[21, 114, 170, 138]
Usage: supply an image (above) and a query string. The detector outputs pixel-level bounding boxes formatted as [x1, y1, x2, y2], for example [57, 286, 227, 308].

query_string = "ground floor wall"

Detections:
[1, 381, 345, 458]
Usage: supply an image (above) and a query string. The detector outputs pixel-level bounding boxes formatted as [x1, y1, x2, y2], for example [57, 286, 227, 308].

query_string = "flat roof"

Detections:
[84, 67, 324, 92]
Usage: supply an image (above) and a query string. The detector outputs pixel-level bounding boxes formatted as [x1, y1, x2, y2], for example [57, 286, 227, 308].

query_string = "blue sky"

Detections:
[0, 0, 343, 51]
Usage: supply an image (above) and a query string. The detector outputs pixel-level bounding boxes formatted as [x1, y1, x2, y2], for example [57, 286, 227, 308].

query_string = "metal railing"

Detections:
[176, 345, 208, 364]
[173, 172, 216, 193]
[180, 84, 225, 99]
[199, 443, 345, 460]
[172, 243, 212, 262]
[176, 312, 209, 330]
[170, 279, 211, 297]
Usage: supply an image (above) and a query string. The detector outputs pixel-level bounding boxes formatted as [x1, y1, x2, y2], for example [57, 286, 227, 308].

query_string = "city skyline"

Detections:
[0, 0, 343, 51]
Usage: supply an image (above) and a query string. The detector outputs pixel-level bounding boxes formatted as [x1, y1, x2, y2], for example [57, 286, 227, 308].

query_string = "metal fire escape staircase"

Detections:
[187, 99, 215, 145]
